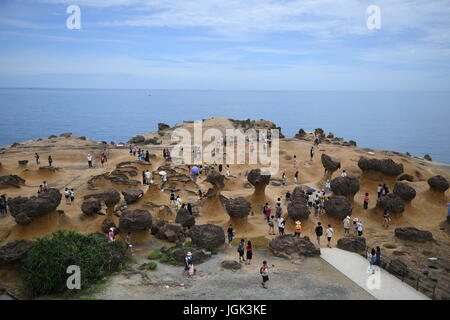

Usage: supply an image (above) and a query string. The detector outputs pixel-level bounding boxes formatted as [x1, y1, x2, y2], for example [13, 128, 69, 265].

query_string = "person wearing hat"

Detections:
[343, 216, 351, 236]
[184, 252, 194, 277]
[294, 221, 302, 237]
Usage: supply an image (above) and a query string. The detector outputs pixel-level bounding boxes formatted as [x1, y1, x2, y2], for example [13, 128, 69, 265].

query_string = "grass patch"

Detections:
[147, 249, 163, 260]
[147, 262, 157, 270]
[231, 236, 270, 249]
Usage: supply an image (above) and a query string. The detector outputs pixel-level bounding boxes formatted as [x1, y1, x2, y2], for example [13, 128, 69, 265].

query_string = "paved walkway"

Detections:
[320, 248, 430, 300]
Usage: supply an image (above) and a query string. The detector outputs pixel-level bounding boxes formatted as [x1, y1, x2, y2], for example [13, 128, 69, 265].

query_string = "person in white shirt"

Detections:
[175, 196, 182, 208]
[87, 154, 93, 168]
[343, 216, 351, 236]
[144, 170, 151, 185]
[325, 180, 331, 194]
[357, 221, 364, 236]
[64, 188, 71, 204]
[326, 224, 334, 248]
[341, 170, 347, 178]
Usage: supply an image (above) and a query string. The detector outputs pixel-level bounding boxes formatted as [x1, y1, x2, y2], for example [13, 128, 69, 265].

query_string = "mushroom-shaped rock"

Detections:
[427, 175, 449, 192]
[287, 189, 310, 221]
[175, 207, 196, 228]
[330, 177, 360, 199]
[376, 194, 405, 214]
[121, 189, 144, 205]
[0, 240, 35, 266]
[269, 235, 320, 259]
[219, 195, 252, 219]
[205, 171, 225, 191]
[358, 157, 404, 176]
[187, 224, 225, 250]
[395, 227, 433, 243]
[0, 175, 25, 188]
[151, 219, 185, 243]
[81, 198, 102, 216]
[8, 188, 62, 224]
[324, 196, 352, 219]
[337, 237, 366, 254]
[119, 209, 152, 231]
[247, 169, 271, 187]
[393, 182, 416, 202]
[321, 154, 341, 173]
[398, 174, 414, 182]
[101, 218, 118, 234]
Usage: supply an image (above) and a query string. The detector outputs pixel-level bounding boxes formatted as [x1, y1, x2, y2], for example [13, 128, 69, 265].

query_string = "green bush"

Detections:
[21, 230, 127, 298]
[147, 262, 157, 270]
[147, 249, 163, 260]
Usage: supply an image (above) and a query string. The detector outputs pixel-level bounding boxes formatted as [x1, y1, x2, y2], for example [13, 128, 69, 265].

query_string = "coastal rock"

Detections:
[428, 175, 449, 192]
[158, 123, 170, 132]
[59, 132, 72, 138]
[393, 182, 416, 202]
[175, 207, 196, 228]
[337, 237, 366, 254]
[84, 188, 121, 208]
[395, 227, 433, 243]
[287, 188, 310, 221]
[321, 154, 341, 172]
[8, 188, 62, 224]
[121, 189, 144, 205]
[330, 177, 360, 197]
[294, 128, 306, 139]
[221, 260, 242, 270]
[269, 235, 320, 259]
[0, 175, 25, 188]
[324, 196, 352, 219]
[358, 157, 404, 176]
[81, 198, 102, 216]
[398, 174, 414, 182]
[39, 166, 59, 172]
[205, 171, 225, 191]
[101, 219, 118, 234]
[219, 195, 252, 219]
[376, 194, 405, 214]
[387, 259, 409, 277]
[424, 154, 433, 161]
[119, 209, 152, 231]
[247, 169, 271, 187]
[18, 160, 28, 166]
[0, 240, 35, 266]
[151, 219, 185, 243]
[172, 247, 211, 264]
[128, 135, 145, 144]
[187, 224, 225, 250]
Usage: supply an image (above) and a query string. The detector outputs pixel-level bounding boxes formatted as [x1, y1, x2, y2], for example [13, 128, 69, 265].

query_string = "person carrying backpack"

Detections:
[237, 239, 246, 263]
[315, 222, 323, 245]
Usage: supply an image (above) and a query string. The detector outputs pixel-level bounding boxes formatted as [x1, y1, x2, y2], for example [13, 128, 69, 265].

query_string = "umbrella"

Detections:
[306, 188, 316, 194]
[191, 166, 199, 175]
[158, 171, 167, 176]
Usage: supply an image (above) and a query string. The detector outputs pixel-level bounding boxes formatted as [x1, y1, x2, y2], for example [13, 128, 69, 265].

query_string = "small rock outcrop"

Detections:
[395, 227, 433, 243]
[8, 188, 62, 224]
[0, 175, 25, 188]
[427, 175, 449, 192]
[376, 194, 405, 214]
[121, 189, 144, 205]
[170, 247, 211, 264]
[187, 224, 225, 250]
[330, 177, 360, 199]
[387, 259, 408, 277]
[84, 188, 121, 208]
[269, 235, 320, 259]
[321, 154, 341, 173]
[398, 174, 414, 182]
[81, 198, 102, 216]
[119, 209, 152, 231]
[337, 237, 366, 254]
[324, 196, 352, 219]
[221, 260, 242, 270]
[358, 157, 404, 176]
[151, 219, 185, 243]
[0, 240, 35, 265]
[219, 195, 252, 219]
[175, 207, 196, 228]
[287, 187, 310, 221]
[393, 182, 416, 202]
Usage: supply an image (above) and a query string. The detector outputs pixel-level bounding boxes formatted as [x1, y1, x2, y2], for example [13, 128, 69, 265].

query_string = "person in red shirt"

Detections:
[363, 193, 370, 210]
[245, 241, 253, 265]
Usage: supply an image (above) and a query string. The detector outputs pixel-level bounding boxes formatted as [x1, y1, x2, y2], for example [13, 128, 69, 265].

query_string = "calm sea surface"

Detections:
[1, 88, 449, 163]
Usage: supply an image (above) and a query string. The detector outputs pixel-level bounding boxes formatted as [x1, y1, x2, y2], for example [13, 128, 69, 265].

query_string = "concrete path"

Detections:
[320, 248, 430, 300]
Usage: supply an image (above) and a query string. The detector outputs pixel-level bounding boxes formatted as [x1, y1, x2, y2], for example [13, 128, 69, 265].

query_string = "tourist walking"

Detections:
[278, 217, 285, 235]
[108, 228, 115, 242]
[43, 181, 49, 191]
[246, 241, 253, 265]
[275, 204, 282, 219]
[260, 261, 271, 289]
[352, 218, 359, 236]
[87, 154, 93, 168]
[70, 188, 75, 203]
[326, 224, 334, 248]
[341, 170, 347, 178]
[281, 173, 286, 186]
[125, 232, 133, 253]
[48, 155, 53, 166]
[315, 222, 323, 245]
[363, 193, 370, 210]
[377, 184, 383, 198]
[343, 216, 351, 236]
[268, 216, 275, 235]
[175, 195, 182, 209]
[310, 147, 315, 161]
[100, 155, 105, 167]
[145, 170, 151, 185]
[368, 248, 377, 274]
[325, 180, 331, 194]
[357, 220, 364, 236]
[264, 204, 271, 222]
[184, 252, 194, 277]
[294, 171, 299, 185]
[35, 153, 40, 165]
[383, 209, 391, 228]
[170, 191, 175, 205]
[294, 221, 302, 237]
[64, 188, 71, 204]
[293, 155, 297, 167]
[227, 224, 234, 244]
[238, 239, 246, 263]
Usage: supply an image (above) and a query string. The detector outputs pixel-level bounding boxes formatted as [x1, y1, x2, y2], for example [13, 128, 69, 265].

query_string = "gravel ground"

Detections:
[88, 241, 374, 300]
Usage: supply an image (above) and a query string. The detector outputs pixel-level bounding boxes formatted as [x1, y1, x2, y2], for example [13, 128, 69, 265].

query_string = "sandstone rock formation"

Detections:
[269, 235, 320, 259]
[337, 237, 366, 254]
[151, 219, 185, 243]
[395, 227, 433, 243]
[175, 207, 196, 228]
[393, 182, 416, 202]
[287, 187, 310, 221]
[428, 175, 449, 192]
[0, 240, 35, 265]
[81, 198, 102, 216]
[0, 175, 25, 188]
[324, 196, 352, 219]
[121, 189, 144, 205]
[330, 176, 360, 200]
[219, 195, 252, 219]
[358, 157, 404, 176]
[187, 224, 225, 250]
[119, 209, 152, 231]
[376, 194, 405, 214]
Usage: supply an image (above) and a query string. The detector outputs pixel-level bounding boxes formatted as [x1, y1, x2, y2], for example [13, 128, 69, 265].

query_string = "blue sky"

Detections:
[0, 0, 449, 90]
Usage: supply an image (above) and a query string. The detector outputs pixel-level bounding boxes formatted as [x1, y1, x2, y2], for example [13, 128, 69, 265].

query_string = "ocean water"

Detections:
[0, 88, 449, 163]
